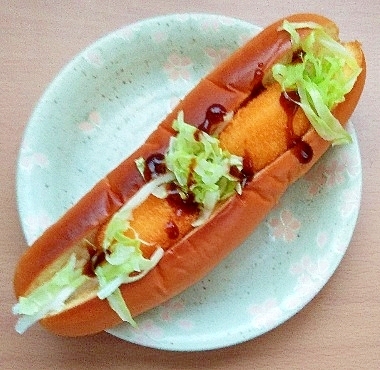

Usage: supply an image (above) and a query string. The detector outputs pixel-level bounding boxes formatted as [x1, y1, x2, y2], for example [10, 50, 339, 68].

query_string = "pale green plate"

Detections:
[17, 14, 361, 351]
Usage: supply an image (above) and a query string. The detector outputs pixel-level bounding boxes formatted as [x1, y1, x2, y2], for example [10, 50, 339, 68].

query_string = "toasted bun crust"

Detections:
[14, 13, 366, 336]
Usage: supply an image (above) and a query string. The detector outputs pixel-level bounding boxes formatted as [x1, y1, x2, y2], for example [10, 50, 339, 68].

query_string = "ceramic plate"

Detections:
[17, 14, 362, 351]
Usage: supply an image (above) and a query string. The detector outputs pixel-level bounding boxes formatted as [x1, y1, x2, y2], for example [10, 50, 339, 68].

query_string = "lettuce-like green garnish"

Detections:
[13, 254, 88, 334]
[95, 234, 163, 327]
[272, 20, 362, 145]
[165, 111, 243, 226]
[96, 174, 170, 324]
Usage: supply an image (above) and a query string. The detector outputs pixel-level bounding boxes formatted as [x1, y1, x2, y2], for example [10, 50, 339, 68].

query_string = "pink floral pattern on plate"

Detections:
[248, 298, 283, 330]
[121, 298, 193, 346]
[84, 48, 104, 68]
[19, 140, 49, 173]
[23, 211, 53, 240]
[78, 110, 102, 133]
[304, 145, 360, 197]
[339, 186, 361, 218]
[163, 53, 193, 81]
[205, 47, 232, 68]
[268, 208, 301, 242]
[19, 151, 49, 172]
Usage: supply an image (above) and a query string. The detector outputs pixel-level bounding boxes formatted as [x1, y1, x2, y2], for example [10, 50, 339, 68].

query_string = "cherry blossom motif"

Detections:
[199, 18, 222, 32]
[78, 110, 101, 133]
[117, 25, 139, 41]
[169, 96, 181, 110]
[19, 151, 49, 173]
[219, 17, 236, 27]
[128, 319, 164, 344]
[283, 254, 332, 310]
[332, 237, 349, 255]
[289, 255, 312, 275]
[176, 14, 191, 23]
[84, 48, 104, 68]
[238, 32, 255, 47]
[282, 273, 320, 311]
[304, 157, 347, 196]
[176, 319, 194, 331]
[268, 208, 301, 242]
[248, 298, 283, 330]
[303, 161, 327, 197]
[205, 47, 231, 68]
[24, 211, 53, 243]
[340, 150, 361, 178]
[324, 157, 349, 187]
[159, 298, 185, 322]
[290, 255, 330, 282]
[316, 231, 329, 249]
[151, 30, 168, 43]
[144, 298, 194, 331]
[163, 53, 193, 81]
[304, 150, 358, 197]
[339, 186, 361, 218]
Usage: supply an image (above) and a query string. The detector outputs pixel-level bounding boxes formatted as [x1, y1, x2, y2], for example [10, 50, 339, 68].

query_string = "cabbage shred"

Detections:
[165, 111, 243, 226]
[272, 20, 362, 145]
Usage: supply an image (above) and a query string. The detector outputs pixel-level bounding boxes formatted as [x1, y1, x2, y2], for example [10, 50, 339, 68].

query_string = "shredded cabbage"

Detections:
[106, 289, 136, 326]
[13, 254, 88, 334]
[165, 111, 243, 226]
[103, 172, 174, 251]
[96, 175, 171, 324]
[95, 243, 164, 327]
[272, 20, 362, 145]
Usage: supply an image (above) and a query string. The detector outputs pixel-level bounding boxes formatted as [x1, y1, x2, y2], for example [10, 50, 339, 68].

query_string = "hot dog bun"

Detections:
[13, 13, 366, 336]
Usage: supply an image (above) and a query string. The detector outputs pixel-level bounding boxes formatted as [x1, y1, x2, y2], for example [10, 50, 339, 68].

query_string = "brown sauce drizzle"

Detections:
[166, 182, 199, 216]
[241, 155, 255, 185]
[198, 103, 227, 134]
[165, 219, 180, 239]
[280, 91, 313, 164]
[230, 154, 255, 187]
[82, 260, 95, 278]
[83, 249, 107, 277]
[280, 91, 300, 145]
[292, 49, 305, 64]
[292, 139, 314, 164]
[143, 153, 166, 181]
[251, 62, 266, 97]
[239, 62, 266, 109]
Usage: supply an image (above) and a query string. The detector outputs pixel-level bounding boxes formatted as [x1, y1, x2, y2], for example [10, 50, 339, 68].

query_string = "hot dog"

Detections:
[13, 13, 366, 337]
